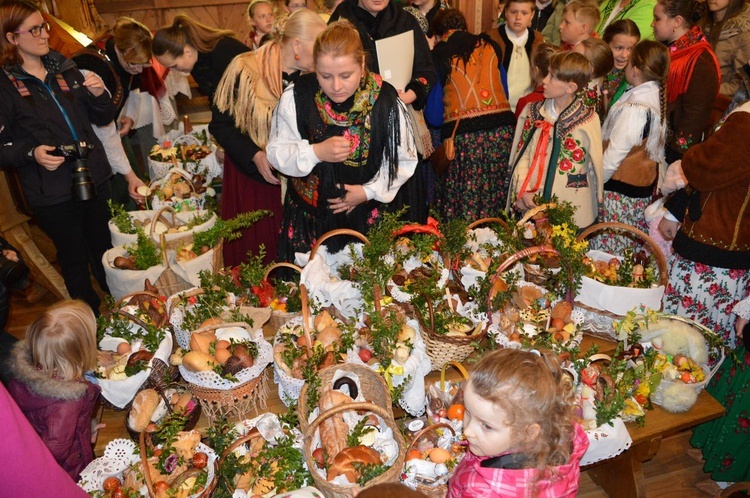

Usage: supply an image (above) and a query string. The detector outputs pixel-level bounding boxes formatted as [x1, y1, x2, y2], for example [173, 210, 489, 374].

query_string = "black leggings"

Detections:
[32, 184, 113, 313]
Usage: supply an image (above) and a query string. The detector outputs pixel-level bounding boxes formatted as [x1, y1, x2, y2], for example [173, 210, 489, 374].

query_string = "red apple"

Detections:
[358, 348, 373, 363]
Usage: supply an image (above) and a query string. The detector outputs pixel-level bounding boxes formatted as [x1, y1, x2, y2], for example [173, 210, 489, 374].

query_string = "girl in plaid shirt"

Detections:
[448, 349, 589, 498]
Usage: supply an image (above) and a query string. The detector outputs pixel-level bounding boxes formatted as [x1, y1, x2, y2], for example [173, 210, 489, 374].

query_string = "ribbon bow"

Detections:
[377, 363, 405, 389]
[516, 120, 554, 202]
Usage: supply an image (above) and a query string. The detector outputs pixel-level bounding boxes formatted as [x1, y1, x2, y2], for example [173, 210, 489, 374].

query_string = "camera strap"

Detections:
[3, 69, 79, 141]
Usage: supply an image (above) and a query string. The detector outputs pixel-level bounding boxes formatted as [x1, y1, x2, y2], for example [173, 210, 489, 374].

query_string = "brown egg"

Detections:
[550, 318, 565, 331]
[215, 340, 231, 350]
[214, 348, 232, 366]
[116, 342, 132, 355]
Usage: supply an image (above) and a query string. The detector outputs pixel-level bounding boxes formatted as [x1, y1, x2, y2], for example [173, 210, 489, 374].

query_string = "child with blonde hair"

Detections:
[448, 348, 589, 497]
[559, 0, 600, 49]
[246, 0, 275, 49]
[7, 300, 101, 480]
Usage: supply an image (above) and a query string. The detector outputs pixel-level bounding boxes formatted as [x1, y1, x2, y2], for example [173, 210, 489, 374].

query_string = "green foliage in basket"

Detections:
[208, 419, 251, 498]
[199, 269, 244, 296]
[547, 222, 589, 300]
[179, 279, 231, 332]
[239, 246, 268, 288]
[108, 200, 137, 234]
[273, 281, 302, 313]
[391, 374, 411, 405]
[185, 209, 215, 229]
[354, 462, 389, 486]
[96, 311, 166, 355]
[369, 307, 408, 370]
[192, 210, 272, 250]
[348, 418, 377, 447]
[438, 216, 471, 265]
[254, 431, 311, 493]
[125, 230, 162, 270]
[468, 263, 521, 313]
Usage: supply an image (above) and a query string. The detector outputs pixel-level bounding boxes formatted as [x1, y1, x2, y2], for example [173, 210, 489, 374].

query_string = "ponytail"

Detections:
[153, 15, 235, 57]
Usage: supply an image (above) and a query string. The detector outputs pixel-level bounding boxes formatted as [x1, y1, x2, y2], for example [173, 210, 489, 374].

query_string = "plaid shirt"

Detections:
[447, 423, 589, 498]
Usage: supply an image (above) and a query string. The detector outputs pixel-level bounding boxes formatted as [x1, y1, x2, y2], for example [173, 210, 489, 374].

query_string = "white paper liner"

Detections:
[97, 330, 173, 409]
[109, 210, 216, 248]
[297, 243, 364, 320]
[575, 250, 665, 316]
[179, 329, 273, 389]
[580, 417, 633, 466]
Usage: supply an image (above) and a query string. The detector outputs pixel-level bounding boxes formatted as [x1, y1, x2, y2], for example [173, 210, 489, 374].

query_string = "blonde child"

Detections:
[516, 42, 558, 119]
[7, 300, 100, 480]
[487, 0, 544, 111]
[559, 0, 600, 50]
[448, 349, 589, 498]
[573, 37, 615, 119]
[601, 19, 641, 117]
[246, 0, 275, 49]
[508, 51, 603, 229]
[592, 40, 669, 253]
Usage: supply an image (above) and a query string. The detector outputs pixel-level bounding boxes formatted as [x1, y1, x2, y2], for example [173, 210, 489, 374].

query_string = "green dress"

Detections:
[690, 346, 750, 482]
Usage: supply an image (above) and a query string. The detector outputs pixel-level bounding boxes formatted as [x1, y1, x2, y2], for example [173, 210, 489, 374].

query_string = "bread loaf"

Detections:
[326, 445, 382, 483]
[129, 389, 160, 432]
[182, 351, 217, 372]
[319, 388, 353, 462]
[189, 330, 217, 355]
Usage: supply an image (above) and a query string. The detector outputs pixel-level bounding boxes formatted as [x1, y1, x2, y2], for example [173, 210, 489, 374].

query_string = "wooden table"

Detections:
[586, 390, 724, 498]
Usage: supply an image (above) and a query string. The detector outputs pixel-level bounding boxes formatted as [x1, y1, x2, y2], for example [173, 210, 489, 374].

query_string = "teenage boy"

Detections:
[508, 51, 603, 228]
[488, 0, 544, 111]
[559, 0, 600, 50]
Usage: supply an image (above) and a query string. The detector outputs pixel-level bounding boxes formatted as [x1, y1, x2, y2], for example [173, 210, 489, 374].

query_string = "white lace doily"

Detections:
[179, 330, 272, 390]
[735, 297, 750, 320]
[575, 305, 618, 339]
[580, 417, 633, 466]
[273, 316, 311, 405]
[298, 243, 364, 320]
[78, 439, 138, 492]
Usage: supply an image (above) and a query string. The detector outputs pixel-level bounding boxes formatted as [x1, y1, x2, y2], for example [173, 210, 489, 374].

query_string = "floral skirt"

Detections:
[690, 347, 750, 483]
[589, 191, 649, 254]
[434, 125, 513, 222]
[662, 252, 750, 343]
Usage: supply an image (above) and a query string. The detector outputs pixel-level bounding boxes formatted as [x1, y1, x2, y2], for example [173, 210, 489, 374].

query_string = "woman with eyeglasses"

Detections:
[0, 0, 116, 313]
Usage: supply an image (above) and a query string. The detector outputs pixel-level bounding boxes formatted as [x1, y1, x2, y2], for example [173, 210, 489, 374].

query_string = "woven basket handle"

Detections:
[219, 430, 264, 465]
[412, 293, 435, 332]
[467, 217, 509, 232]
[516, 202, 558, 227]
[405, 422, 456, 457]
[575, 221, 669, 286]
[263, 262, 302, 282]
[439, 361, 469, 392]
[114, 290, 163, 310]
[167, 287, 204, 315]
[139, 431, 157, 498]
[486, 245, 559, 311]
[111, 309, 151, 333]
[309, 228, 370, 260]
[300, 283, 313, 357]
[190, 321, 253, 336]
[149, 206, 178, 238]
[305, 401, 394, 439]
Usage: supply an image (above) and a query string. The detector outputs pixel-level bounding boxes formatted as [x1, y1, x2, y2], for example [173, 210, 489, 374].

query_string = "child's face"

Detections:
[559, 10, 587, 45]
[287, 0, 308, 12]
[251, 3, 274, 35]
[609, 34, 639, 70]
[505, 1, 534, 36]
[462, 382, 520, 457]
[651, 3, 680, 42]
[543, 70, 576, 100]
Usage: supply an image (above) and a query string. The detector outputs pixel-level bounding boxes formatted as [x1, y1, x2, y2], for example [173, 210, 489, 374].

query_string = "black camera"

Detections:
[50, 141, 95, 201]
[0, 251, 29, 288]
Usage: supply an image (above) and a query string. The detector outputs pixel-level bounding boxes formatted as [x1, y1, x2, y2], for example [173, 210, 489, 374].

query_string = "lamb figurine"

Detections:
[638, 318, 709, 366]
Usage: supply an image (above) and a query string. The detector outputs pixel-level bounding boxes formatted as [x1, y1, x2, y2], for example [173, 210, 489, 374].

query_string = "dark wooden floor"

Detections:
[4, 290, 718, 497]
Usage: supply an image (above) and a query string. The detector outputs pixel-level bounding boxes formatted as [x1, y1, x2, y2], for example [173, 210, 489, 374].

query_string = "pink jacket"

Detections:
[448, 423, 589, 498]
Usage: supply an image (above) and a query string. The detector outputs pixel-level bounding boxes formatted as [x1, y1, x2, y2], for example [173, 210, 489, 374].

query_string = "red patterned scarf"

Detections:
[666, 26, 720, 103]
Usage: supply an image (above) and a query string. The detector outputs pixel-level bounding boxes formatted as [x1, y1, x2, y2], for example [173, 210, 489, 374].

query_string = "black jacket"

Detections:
[330, 0, 437, 108]
[0, 51, 114, 208]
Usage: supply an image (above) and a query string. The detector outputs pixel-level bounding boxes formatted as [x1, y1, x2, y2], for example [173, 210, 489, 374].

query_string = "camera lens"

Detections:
[71, 159, 95, 201]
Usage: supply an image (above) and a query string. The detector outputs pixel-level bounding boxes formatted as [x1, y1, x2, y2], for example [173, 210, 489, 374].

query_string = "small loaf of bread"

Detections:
[129, 389, 160, 432]
[326, 445, 382, 483]
[182, 351, 216, 372]
[189, 330, 217, 355]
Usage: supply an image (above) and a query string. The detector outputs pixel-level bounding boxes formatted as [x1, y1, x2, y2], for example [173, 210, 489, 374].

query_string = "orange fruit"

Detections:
[406, 449, 422, 461]
[447, 403, 465, 421]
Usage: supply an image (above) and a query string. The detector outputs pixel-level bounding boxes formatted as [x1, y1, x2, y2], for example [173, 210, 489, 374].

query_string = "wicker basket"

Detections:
[574, 222, 669, 334]
[264, 262, 303, 331]
[182, 321, 271, 424]
[309, 228, 371, 260]
[297, 362, 394, 435]
[404, 422, 458, 498]
[125, 383, 202, 441]
[414, 294, 485, 370]
[646, 314, 725, 412]
[304, 401, 406, 498]
[216, 430, 265, 496]
[138, 430, 219, 498]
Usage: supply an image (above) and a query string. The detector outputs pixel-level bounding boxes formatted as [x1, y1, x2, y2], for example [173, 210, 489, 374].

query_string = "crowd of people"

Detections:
[0, 0, 748, 494]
